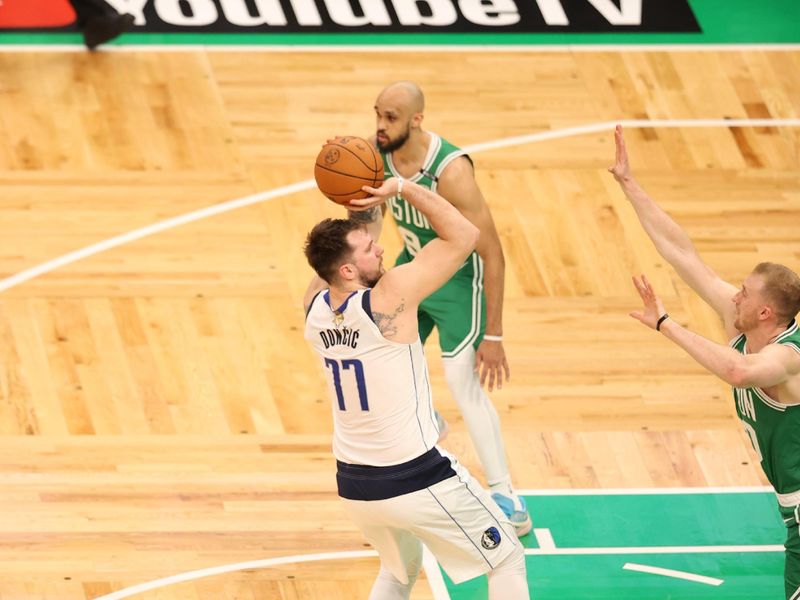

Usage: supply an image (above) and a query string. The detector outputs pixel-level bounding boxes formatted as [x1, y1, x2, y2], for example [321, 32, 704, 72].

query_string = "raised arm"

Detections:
[347, 206, 384, 243]
[437, 156, 510, 390]
[346, 135, 386, 242]
[353, 177, 479, 306]
[632, 274, 800, 392]
[610, 125, 739, 337]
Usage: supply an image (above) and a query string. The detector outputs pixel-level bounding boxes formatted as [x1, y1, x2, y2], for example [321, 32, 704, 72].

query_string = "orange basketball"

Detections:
[314, 136, 383, 205]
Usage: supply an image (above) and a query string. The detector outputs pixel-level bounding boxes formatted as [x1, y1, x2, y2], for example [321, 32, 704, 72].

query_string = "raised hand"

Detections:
[630, 274, 667, 330]
[608, 124, 632, 183]
[347, 177, 399, 211]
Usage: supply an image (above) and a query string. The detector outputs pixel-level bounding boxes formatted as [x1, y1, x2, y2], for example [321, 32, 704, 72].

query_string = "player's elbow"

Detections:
[726, 366, 749, 388]
[463, 223, 480, 252]
[727, 363, 763, 389]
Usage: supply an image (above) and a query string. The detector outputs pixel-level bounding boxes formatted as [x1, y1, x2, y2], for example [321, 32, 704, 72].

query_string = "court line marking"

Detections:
[90, 487, 782, 599]
[2, 118, 799, 294]
[4, 44, 800, 53]
[623, 562, 724, 586]
[0, 179, 315, 293]
[517, 486, 775, 495]
[93, 550, 378, 600]
[525, 544, 783, 555]
[91, 547, 453, 600]
[90, 543, 782, 599]
[534, 528, 556, 550]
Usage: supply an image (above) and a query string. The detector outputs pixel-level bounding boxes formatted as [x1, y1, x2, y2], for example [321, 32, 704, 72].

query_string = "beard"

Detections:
[376, 125, 410, 153]
[734, 310, 758, 332]
[360, 265, 385, 288]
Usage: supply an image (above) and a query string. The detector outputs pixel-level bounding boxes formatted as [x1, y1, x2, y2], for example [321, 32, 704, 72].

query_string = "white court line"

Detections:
[534, 528, 556, 550]
[464, 118, 800, 154]
[0, 179, 315, 293]
[525, 544, 783, 555]
[2, 118, 799, 294]
[90, 484, 782, 599]
[423, 545, 453, 600]
[4, 44, 800, 53]
[93, 550, 377, 600]
[92, 546, 453, 600]
[93, 544, 782, 599]
[517, 486, 774, 495]
[623, 562, 724, 586]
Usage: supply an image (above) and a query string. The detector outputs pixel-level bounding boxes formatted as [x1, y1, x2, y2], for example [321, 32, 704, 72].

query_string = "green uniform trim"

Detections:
[731, 319, 800, 599]
[382, 133, 485, 356]
[730, 319, 800, 497]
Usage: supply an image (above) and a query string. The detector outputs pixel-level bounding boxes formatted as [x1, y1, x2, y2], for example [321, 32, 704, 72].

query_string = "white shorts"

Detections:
[341, 453, 519, 584]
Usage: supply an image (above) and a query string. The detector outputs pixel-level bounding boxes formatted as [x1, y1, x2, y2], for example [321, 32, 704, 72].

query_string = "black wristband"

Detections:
[656, 313, 669, 331]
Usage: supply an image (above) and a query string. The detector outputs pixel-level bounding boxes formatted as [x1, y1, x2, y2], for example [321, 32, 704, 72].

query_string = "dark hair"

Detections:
[753, 262, 800, 324]
[304, 218, 364, 283]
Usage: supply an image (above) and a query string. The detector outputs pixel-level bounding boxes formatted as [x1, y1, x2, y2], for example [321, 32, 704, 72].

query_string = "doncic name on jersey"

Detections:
[319, 327, 360, 349]
[97, 0, 700, 33]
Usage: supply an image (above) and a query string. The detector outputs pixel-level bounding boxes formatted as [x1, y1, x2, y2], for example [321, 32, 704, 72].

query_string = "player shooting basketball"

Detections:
[302, 176, 530, 600]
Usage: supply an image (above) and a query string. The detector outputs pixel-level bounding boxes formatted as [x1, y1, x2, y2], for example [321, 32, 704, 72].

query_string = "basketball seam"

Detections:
[315, 162, 380, 187]
[325, 190, 369, 197]
[334, 142, 381, 174]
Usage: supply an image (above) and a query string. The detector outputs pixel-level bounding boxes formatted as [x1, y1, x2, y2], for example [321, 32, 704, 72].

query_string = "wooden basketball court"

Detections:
[0, 48, 798, 599]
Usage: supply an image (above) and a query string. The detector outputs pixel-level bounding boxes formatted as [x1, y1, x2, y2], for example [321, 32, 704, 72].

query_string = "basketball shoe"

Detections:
[492, 492, 532, 537]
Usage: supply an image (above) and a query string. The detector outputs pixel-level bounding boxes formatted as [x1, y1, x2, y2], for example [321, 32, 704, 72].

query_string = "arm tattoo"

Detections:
[348, 206, 381, 224]
[372, 302, 405, 337]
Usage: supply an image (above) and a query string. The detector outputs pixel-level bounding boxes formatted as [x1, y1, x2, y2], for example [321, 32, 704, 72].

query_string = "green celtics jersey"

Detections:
[731, 320, 800, 499]
[381, 133, 467, 256]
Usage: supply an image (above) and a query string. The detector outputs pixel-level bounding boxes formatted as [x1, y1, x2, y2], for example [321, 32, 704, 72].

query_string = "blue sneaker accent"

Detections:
[492, 492, 532, 537]
[434, 411, 449, 442]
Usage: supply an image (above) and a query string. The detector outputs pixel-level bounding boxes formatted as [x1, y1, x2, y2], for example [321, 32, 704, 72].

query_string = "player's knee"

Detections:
[404, 553, 422, 584]
[369, 565, 416, 600]
[494, 542, 526, 576]
[442, 355, 481, 398]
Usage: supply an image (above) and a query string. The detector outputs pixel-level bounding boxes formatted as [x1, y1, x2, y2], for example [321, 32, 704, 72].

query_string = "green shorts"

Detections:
[395, 248, 486, 357]
[779, 504, 800, 600]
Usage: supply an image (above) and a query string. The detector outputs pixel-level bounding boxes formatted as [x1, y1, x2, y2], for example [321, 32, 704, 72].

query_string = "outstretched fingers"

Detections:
[632, 274, 656, 302]
[609, 124, 629, 178]
[631, 275, 647, 300]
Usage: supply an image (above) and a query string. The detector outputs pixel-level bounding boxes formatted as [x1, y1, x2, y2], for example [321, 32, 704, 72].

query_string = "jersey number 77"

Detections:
[324, 358, 369, 411]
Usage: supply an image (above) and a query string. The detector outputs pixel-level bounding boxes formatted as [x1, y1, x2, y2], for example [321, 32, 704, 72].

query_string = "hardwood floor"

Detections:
[0, 48, 797, 598]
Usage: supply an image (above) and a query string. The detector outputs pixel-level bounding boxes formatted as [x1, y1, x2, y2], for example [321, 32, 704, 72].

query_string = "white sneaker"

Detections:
[492, 493, 532, 537]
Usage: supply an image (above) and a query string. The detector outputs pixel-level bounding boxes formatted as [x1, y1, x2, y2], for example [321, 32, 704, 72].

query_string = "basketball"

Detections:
[314, 136, 384, 205]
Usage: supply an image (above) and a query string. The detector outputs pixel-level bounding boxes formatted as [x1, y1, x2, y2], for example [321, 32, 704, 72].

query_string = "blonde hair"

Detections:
[753, 262, 800, 324]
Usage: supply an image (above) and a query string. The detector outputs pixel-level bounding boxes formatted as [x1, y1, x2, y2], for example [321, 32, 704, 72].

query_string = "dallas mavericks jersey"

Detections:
[730, 320, 800, 504]
[304, 288, 440, 466]
[381, 133, 467, 257]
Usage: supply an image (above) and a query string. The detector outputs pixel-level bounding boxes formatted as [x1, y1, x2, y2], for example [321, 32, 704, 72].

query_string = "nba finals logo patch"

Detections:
[481, 526, 502, 550]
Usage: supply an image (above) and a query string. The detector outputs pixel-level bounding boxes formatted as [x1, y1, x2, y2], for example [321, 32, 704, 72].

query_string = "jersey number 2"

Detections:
[324, 358, 369, 411]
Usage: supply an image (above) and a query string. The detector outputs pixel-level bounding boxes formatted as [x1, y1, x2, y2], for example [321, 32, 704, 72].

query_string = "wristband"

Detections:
[483, 335, 503, 342]
[656, 313, 669, 331]
[397, 177, 404, 197]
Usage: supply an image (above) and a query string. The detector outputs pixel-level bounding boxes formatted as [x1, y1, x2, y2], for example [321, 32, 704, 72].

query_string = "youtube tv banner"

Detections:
[0, 0, 701, 33]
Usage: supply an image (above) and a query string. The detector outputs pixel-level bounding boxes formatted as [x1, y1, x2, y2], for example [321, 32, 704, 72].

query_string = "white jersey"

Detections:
[304, 288, 440, 466]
